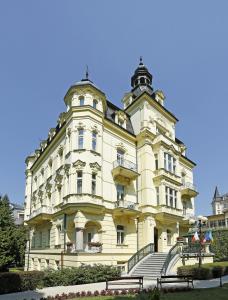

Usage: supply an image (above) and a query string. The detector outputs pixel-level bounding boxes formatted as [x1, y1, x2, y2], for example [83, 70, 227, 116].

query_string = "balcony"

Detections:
[113, 200, 138, 216]
[28, 206, 53, 223]
[112, 159, 139, 183]
[181, 182, 198, 198]
[153, 168, 182, 186]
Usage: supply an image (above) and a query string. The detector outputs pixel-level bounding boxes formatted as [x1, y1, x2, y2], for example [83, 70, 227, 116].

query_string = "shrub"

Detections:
[0, 271, 44, 294]
[43, 264, 120, 287]
[177, 262, 228, 279]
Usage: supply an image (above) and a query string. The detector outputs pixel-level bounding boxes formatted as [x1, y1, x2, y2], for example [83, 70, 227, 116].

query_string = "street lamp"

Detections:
[189, 215, 208, 267]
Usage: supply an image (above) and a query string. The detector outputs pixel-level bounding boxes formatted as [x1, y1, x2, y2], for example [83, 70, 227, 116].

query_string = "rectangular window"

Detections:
[117, 225, 124, 245]
[116, 184, 124, 201]
[164, 153, 176, 174]
[156, 187, 160, 205]
[155, 154, 158, 170]
[78, 129, 84, 149]
[77, 171, 83, 194]
[165, 187, 177, 208]
[92, 132, 97, 151]
[47, 229, 51, 247]
[117, 149, 124, 165]
[93, 99, 97, 109]
[91, 173, 96, 195]
[79, 97, 84, 106]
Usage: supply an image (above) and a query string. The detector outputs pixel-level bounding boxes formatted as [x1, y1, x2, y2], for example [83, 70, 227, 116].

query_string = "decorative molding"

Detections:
[89, 162, 101, 173]
[115, 142, 126, 152]
[73, 159, 86, 170]
[64, 164, 71, 176]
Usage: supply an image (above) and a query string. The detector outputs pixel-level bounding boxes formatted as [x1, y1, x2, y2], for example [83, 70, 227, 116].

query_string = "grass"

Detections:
[70, 284, 228, 300]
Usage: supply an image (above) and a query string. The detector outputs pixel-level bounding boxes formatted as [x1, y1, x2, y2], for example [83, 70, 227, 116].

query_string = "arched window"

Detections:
[140, 77, 145, 84]
[79, 96, 84, 106]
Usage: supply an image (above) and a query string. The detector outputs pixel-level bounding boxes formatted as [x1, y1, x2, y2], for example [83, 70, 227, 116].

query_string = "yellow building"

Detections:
[24, 60, 198, 272]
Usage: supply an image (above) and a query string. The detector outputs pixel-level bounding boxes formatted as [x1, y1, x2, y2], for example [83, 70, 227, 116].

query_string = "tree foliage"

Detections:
[0, 194, 27, 271]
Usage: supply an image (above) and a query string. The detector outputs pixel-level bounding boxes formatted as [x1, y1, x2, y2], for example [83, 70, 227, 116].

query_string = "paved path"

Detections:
[1, 275, 228, 300]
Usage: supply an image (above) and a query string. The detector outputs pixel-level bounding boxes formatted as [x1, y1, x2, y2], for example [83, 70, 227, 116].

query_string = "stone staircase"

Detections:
[130, 252, 168, 279]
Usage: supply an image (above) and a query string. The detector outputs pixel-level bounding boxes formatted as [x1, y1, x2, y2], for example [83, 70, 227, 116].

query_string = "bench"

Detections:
[106, 276, 143, 290]
[157, 275, 194, 289]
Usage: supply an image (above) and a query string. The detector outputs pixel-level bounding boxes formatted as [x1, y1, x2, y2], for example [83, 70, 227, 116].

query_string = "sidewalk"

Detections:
[1, 275, 228, 300]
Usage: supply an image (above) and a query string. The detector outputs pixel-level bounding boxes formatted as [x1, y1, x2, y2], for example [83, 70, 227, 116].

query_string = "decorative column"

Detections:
[75, 228, 84, 251]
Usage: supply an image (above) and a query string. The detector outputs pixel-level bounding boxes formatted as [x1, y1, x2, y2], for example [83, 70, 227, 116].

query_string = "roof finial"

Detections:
[139, 56, 143, 65]
[85, 65, 89, 79]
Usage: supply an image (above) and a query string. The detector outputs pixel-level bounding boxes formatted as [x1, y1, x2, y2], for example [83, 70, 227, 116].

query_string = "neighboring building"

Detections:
[10, 202, 24, 225]
[24, 60, 197, 271]
[207, 187, 228, 228]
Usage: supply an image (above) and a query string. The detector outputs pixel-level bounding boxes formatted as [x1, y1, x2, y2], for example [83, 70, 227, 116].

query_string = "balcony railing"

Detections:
[30, 206, 53, 219]
[115, 200, 136, 210]
[181, 182, 197, 192]
[113, 159, 137, 172]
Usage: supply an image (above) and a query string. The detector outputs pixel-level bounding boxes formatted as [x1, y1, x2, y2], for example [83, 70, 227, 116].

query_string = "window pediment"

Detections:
[73, 159, 86, 170]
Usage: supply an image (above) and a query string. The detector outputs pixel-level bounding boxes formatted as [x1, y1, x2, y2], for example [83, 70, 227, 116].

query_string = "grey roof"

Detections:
[105, 100, 135, 135]
[10, 202, 24, 210]
[70, 79, 105, 95]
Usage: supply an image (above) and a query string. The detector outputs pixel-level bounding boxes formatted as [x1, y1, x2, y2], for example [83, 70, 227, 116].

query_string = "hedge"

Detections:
[177, 261, 228, 279]
[42, 264, 121, 287]
[0, 264, 121, 294]
[0, 271, 44, 294]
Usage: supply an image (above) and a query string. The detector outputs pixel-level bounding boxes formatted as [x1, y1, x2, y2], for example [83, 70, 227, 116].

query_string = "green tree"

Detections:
[0, 194, 27, 271]
[0, 194, 15, 271]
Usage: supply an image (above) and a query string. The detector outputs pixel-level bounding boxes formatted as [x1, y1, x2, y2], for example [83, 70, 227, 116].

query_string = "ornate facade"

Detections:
[24, 60, 197, 271]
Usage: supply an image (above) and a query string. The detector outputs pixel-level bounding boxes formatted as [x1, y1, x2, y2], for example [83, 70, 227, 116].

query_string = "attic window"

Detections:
[79, 96, 84, 106]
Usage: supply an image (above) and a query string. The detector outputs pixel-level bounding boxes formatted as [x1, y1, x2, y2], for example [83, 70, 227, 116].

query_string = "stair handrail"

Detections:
[161, 242, 181, 275]
[127, 243, 154, 273]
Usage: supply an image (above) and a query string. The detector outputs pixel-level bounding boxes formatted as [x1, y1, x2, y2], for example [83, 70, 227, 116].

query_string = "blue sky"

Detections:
[0, 0, 228, 215]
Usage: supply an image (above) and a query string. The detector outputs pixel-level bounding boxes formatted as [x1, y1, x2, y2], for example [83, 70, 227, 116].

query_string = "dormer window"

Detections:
[93, 99, 98, 109]
[79, 96, 84, 106]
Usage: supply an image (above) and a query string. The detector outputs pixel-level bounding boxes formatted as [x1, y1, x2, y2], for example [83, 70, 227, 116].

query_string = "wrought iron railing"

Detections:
[161, 243, 181, 275]
[127, 243, 154, 273]
[113, 159, 137, 172]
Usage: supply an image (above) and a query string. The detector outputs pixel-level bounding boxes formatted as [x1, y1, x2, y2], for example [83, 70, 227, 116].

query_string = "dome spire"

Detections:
[130, 58, 153, 96]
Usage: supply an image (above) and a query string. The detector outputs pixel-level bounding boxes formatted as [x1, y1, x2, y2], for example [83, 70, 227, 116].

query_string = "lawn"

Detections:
[70, 284, 228, 300]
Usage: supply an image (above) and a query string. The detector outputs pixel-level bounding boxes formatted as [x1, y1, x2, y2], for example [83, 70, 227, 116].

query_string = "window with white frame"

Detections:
[164, 152, 176, 173]
[77, 171, 83, 194]
[78, 129, 84, 149]
[93, 99, 98, 109]
[116, 184, 124, 202]
[79, 96, 84, 106]
[117, 149, 124, 165]
[91, 173, 96, 195]
[92, 131, 97, 151]
[165, 187, 177, 208]
[117, 225, 124, 245]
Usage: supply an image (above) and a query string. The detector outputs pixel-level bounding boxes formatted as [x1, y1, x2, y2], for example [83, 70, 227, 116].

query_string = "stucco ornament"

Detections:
[90, 162, 101, 173]
[115, 142, 126, 153]
[64, 164, 71, 176]
[54, 172, 63, 189]
[73, 159, 86, 170]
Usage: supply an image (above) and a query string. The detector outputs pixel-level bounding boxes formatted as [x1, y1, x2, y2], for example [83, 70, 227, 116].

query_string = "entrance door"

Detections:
[154, 227, 158, 252]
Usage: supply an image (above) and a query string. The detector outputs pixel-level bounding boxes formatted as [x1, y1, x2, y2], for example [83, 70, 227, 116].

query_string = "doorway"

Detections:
[154, 227, 158, 252]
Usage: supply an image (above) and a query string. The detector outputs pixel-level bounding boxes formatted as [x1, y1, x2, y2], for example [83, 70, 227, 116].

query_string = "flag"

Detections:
[208, 230, 213, 242]
[192, 231, 199, 242]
